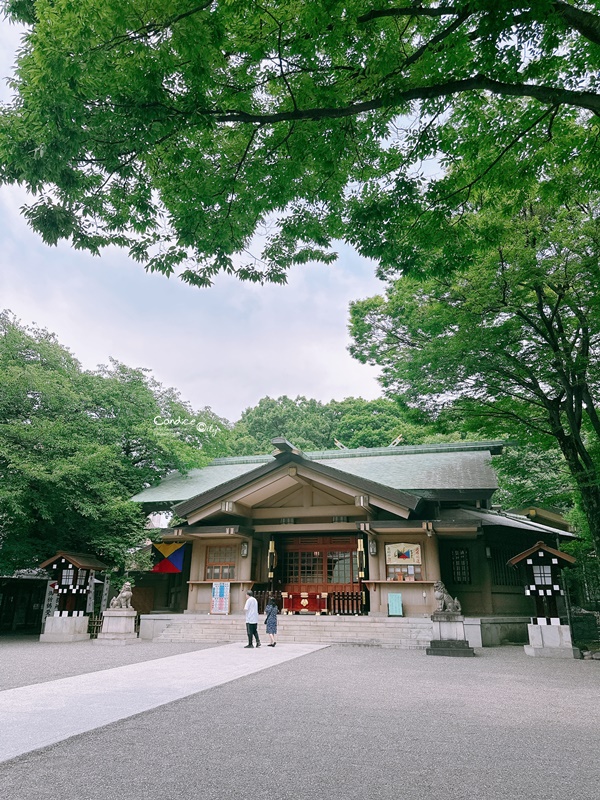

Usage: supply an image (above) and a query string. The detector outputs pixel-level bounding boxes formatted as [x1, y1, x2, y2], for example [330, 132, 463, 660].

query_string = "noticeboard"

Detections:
[385, 543, 422, 565]
[388, 593, 403, 617]
[210, 582, 231, 615]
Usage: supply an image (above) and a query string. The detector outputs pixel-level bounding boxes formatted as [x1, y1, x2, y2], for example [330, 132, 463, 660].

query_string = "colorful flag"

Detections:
[151, 543, 187, 573]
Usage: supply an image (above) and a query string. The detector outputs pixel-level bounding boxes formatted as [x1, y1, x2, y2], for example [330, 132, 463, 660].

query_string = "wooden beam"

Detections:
[220, 500, 251, 517]
[254, 522, 358, 533]
[287, 465, 312, 486]
[252, 504, 364, 519]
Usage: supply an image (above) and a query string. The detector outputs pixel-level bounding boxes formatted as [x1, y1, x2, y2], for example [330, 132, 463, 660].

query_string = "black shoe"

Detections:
[244, 644, 253, 648]
[256, 643, 261, 647]
[272, 642, 276, 647]
[267, 643, 274, 647]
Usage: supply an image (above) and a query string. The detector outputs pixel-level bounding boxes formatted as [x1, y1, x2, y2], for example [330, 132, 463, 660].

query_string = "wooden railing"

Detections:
[253, 589, 364, 615]
[88, 614, 103, 639]
[328, 591, 363, 615]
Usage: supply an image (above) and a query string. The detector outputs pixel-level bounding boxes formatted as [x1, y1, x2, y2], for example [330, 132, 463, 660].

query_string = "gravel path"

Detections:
[0, 642, 598, 800]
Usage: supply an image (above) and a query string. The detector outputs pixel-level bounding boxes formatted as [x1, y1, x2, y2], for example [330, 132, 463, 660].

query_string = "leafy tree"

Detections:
[349, 190, 600, 550]
[492, 444, 576, 514]
[0, 311, 228, 572]
[228, 394, 458, 454]
[230, 396, 336, 454]
[1, 1, 599, 284]
[329, 396, 459, 449]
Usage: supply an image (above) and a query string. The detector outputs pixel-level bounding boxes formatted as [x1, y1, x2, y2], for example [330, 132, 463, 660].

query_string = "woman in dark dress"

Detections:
[264, 596, 278, 647]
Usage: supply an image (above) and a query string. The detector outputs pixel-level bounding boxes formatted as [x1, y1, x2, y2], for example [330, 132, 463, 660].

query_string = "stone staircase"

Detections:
[152, 615, 433, 649]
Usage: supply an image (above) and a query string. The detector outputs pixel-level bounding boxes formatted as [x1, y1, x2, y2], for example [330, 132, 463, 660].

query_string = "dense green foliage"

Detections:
[227, 394, 459, 454]
[349, 188, 600, 549]
[0, 312, 229, 572]
[2, 1, 600, 284]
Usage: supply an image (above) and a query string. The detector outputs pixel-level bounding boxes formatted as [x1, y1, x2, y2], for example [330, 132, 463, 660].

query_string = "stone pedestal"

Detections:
[40, 614, 90, 643]
[93, 608, 140, 646]
[426, 612, 475, 657]
[524, 623, 580, 659]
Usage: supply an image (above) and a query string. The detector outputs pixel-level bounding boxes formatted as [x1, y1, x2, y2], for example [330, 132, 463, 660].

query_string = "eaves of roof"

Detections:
[173, 451, 422, 518]
[440, 508, 577, 538]
[38, 552, 111, 571]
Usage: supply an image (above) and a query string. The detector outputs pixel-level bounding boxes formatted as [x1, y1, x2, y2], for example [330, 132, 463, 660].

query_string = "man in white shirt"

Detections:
[244, 590, 261, 648]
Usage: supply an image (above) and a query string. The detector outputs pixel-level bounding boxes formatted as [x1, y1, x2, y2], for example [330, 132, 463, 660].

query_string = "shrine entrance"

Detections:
[275, 535, 362, 614]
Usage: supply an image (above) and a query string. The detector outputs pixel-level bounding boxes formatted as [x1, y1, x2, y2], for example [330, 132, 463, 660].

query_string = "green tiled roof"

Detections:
[129, 462, 258, 504]
[315, 451, 497, 493]
[130, 441, 501, 506]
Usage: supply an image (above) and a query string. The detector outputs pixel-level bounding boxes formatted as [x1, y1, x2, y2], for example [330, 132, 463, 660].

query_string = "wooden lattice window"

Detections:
[327, 551, 358, 584]
[205, 546, 236, 580]
[300, 551, 323, 584]
[61, 569, 74, 586]
[450, 548, 471, 584]
[533, 565, 552, 586]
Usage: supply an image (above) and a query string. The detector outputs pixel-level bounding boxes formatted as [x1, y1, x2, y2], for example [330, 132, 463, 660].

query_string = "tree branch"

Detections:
[358, 2, 600, 48]
[213, 75, 600, 125]
[358, 6, 462, 24]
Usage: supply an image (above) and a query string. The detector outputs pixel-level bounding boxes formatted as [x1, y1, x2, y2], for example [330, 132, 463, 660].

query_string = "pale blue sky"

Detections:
[0, 21, 383, 422]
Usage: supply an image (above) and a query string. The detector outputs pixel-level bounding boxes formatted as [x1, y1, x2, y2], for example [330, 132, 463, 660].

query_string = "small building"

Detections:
[0, 572, 49, 634]
[507, 541, 576, 625]
[130, 439, 575, 644]
[38, 552, 109, 617]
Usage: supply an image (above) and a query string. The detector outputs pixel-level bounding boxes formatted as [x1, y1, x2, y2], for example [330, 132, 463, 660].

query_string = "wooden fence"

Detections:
[327, 591, 363, 615]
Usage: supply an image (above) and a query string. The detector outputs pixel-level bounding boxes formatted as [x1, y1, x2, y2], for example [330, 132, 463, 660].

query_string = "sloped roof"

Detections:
[508, 540, 577, 565]
[38, 552, 110, 570]
[130, 441, 502, 508]
[315, 451, 496, 494]
[439, 508, 576, 538]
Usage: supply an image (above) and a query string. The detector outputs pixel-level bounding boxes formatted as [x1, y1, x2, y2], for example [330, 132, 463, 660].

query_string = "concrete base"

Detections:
[524, 624, 581, 659]
[93, 608, 139, 646]
[139, 613, 176, 641]
[40, 615, 90, 643]
[427, 612, 475, 657]
[431, 612, 467, 641]
[462, 617, 531, 648]
[426, 640, 475, 657]
[93, 637, 141, 646]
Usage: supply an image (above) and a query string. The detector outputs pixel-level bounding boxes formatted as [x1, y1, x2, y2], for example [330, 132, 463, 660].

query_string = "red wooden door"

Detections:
[278, 535, 359, 598]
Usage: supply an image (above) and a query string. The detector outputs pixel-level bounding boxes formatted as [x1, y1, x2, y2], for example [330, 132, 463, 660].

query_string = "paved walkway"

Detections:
[0, 642, 327, 763]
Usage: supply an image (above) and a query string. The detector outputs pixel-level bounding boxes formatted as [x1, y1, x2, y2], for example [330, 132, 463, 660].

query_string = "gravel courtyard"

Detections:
[0, 639, 598, 800]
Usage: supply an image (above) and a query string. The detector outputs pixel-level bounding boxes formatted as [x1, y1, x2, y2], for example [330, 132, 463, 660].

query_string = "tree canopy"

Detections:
[227, 394, 458, 454]
[349, 186, 600, 550]
[0, 311, 229, 572]
[2, 1, 600, 284]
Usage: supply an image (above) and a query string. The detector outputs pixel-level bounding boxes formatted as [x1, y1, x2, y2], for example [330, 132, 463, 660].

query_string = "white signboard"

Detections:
[385, 543, 422, 566]
[210, 582, 231, 615]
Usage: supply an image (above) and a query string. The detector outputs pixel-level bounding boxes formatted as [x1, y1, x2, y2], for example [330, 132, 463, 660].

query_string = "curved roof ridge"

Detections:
[209, 439, 508, 465]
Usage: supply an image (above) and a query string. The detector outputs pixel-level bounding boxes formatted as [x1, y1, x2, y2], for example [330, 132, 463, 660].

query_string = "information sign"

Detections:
[211, 582, 231, 615]
[388, 593, 403, 617]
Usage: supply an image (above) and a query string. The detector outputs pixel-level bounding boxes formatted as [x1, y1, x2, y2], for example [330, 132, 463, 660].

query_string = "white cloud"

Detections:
[0, 24, 385, 422]
[0, 185, 384, 421]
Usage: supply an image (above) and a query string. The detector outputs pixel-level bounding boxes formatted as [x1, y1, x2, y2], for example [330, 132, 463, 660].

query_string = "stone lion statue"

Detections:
[110, 581, 134, 610]
[433, 581, 461, 613]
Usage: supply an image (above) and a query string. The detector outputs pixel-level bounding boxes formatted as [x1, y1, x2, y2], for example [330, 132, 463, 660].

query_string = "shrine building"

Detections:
[130, 439, 574, 644]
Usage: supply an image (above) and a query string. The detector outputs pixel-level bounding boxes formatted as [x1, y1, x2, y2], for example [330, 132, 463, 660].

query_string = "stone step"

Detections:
[152, 614, 434, 648]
